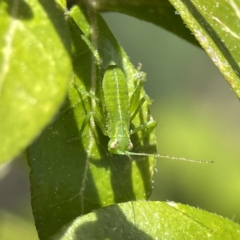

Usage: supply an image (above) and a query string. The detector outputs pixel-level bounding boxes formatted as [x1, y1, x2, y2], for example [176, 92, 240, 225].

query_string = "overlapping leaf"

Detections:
[169, 0, 240, 99]
[54, 201, 240, 240]
[0, 0, 71, 163]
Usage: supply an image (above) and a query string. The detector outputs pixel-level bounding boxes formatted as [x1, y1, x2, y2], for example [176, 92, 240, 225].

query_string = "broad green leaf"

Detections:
[28, 3, 156, 239]
[88, 0, 199, 46]
[167, 0, 240, 100]
[0, 0, 71, 163]
[53, 201, 240, 240]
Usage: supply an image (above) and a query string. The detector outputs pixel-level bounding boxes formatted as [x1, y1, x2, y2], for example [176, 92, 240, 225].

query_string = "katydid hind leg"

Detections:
[80, 35, 106, 114]
[130, 120, 157, 135]
[78, 110, 108, 137]
[72, 77, 108, 137]
[79, 112, 92, 136]
[73, 76, 100, 102]
[129, 71, 146, 120]
[130, 120, 157, 148]
[130, 97, 145, 122]
[93, 111, 108, 136]
[60, 75, 94, 116]
[81, 35, 102, 67]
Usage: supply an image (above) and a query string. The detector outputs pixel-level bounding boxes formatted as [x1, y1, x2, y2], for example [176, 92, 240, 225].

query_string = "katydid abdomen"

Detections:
[102, 65, 133, 154]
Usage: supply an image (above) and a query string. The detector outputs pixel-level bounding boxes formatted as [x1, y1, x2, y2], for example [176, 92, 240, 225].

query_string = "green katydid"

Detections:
[75, 55, 213, 163]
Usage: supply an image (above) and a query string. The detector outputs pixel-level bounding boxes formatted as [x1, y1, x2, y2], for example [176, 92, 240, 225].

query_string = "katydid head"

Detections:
[108, 138, 133, 154]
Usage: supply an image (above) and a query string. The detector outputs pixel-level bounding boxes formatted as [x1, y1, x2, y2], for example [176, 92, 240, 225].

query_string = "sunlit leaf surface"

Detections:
[169, 0, 240, 99]
[0, 0, 71, 163]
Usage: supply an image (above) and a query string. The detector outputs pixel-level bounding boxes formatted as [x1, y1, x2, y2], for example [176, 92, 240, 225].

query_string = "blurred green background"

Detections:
[1, 12, 240, 239]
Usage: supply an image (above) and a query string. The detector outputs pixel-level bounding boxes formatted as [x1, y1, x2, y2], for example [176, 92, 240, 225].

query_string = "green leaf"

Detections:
[166, 0, 240, 100]
[28, 3, 156, 239]
[53, 201, 240, 240]
[91, 0, 199, 46]
[0, 0, 71, 163]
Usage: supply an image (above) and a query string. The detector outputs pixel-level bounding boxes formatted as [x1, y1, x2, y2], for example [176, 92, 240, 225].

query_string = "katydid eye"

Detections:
[128, 142, 133, 150]
[110, 141, 119, 149]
